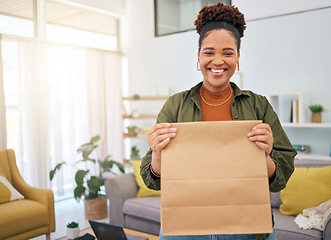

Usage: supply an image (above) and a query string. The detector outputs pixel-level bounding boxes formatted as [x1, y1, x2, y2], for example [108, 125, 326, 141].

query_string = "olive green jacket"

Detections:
[140, 82, 296, 240]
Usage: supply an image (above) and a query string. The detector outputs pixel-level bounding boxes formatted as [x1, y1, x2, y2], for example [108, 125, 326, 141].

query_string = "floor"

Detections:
[31, 198, 109, 240]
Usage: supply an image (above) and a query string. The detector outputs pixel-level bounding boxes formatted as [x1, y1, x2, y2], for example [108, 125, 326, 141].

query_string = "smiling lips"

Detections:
[209, 68, 226, 76]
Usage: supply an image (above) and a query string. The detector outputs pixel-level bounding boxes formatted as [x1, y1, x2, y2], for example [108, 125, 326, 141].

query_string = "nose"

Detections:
[212, 54, 224, 65]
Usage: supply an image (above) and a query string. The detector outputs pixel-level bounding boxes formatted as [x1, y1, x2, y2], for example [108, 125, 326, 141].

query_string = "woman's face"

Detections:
[198, 29, 240, 93]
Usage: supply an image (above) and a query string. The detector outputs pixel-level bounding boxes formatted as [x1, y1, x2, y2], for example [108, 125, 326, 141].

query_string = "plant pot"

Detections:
[127, 130, 137, 137]
[67, 227, 80, 239]
[312, 112, 322, 123]
[84, 195, 107, 220]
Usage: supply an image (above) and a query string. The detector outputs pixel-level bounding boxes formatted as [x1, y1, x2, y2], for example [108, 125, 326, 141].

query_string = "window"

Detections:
[0, 0, 33, 37]
[1, 0, 122, 200]
[154, 0, 231, 36]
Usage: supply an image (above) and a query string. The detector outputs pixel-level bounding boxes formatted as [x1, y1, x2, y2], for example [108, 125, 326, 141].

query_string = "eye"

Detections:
[203, 51, 213, 56]
[224, 52, 234, 56]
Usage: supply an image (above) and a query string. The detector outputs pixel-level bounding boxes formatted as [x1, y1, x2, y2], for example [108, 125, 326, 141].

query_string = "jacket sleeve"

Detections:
[262, 96, 296, 192]
[140, 96, 177, 190]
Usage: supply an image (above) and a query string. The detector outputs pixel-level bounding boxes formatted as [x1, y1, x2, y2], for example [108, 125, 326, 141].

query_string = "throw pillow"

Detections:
[280, 165, 331, 216]
[0, 167, 6, 177]
[0, 173, 24, 204]
[130, 160, 161, 198]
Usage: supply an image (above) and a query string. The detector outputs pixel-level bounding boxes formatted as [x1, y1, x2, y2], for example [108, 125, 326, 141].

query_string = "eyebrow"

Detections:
[202, 47, 235, 51]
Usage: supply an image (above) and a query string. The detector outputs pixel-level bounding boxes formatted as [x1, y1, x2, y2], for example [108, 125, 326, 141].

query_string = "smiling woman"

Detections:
[198, 30, 239, 93]
[140, 2, 296, 240]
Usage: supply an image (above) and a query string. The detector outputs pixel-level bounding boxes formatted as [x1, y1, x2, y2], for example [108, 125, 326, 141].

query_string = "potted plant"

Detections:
[126, 125, 138, 137]
[49, 135, 125, 219]
[308, 104, 326, 123]
[66, 221, 79, 239]
[130, 145, 140, 160]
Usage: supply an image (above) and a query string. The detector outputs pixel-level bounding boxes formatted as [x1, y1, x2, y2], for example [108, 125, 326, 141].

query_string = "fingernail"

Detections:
[247, 132, 252, 137]
[171, 128, 177, 132]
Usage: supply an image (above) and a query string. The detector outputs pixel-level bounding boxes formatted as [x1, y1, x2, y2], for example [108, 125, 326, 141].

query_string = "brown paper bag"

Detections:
[161, 120, 272, 236]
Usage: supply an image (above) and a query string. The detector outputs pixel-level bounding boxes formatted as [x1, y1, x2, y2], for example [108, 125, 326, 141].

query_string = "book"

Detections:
[293, 144, 311, 153]
[291, 100, 299, 123]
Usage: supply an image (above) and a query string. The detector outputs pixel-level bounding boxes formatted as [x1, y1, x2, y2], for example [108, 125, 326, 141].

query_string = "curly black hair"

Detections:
[194, 2, 246, 51]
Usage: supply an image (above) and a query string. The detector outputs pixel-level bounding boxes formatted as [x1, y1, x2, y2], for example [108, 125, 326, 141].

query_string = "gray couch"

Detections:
[104, 159, 331, 239]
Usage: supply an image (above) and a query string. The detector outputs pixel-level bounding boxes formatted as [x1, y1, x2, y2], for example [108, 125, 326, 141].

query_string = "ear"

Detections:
[237, 51, 240, 61]
[197, 51, 200, 61]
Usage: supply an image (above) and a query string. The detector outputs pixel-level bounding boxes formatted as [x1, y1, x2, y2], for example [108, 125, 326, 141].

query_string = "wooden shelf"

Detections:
[295, 153, 331, 161]
[122, 96, 169, 101]
[282, 122, 331, 128]
[123, 133, 146, 139]
[123, 114, 157, 119]
[268, 92, 310, 124]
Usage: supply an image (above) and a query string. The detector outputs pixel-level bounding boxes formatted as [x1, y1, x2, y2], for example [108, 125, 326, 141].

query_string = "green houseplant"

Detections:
[126, 125, 138, 137]
[49, 135, 125, 219]
[66, 221, 79, 239]
[308, 104, 326, 123]
[130, 145, 140, 160]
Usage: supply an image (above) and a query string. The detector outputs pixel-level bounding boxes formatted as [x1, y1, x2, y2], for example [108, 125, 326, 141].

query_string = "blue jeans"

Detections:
[159, 229, 277, 240]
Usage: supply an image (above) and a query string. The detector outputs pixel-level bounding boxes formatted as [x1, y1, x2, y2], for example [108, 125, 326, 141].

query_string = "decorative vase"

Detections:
[67, 227, 80, 239]
[84, 195, 107, 220]
[312, 113, 321, 123]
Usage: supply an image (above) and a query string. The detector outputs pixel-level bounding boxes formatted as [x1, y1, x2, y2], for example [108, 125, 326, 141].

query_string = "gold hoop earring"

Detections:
[237, 62, 240, 71]
[197, 61, 200, 71]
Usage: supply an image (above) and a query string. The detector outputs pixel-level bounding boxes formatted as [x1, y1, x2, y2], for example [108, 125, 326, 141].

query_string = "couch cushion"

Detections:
[270, 192, 282, 208]
[123, 197, 160, 223]
[130, 160, 161, 198]
[0, 199, 49, 239]
[294, 159, 331, 168]
[271, 159, 331, 210]
[0, 175, 24, 203]
[273, 208, 322, 240]
[280, 165, 331, 216]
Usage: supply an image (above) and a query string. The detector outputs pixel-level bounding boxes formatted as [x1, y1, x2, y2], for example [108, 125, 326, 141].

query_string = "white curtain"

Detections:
[14, 40, 122, 192]
[0, 39, 7, 150]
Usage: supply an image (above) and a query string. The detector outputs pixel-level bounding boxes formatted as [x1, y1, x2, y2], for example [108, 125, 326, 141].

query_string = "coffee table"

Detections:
[59, 227, 159, 240]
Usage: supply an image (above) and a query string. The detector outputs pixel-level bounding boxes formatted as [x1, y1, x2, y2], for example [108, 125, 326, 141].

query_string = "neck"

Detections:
[202, 82, 231, 94]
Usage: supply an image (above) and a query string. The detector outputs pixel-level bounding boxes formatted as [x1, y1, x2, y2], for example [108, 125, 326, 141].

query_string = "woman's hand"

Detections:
[247, 123, 273, 156]
[247, 123, 276, 178]
[147, 123, 177, 176]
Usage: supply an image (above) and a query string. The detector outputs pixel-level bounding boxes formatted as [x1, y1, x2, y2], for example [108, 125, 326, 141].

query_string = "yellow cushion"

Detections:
[0, 168, 5, 177]
[130, 160, 161, 198]
[0, 175, 24, 204]
[280, 165, 331, 216]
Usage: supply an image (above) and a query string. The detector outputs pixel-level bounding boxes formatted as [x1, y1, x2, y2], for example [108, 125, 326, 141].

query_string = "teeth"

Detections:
[211, 69, 224, 73]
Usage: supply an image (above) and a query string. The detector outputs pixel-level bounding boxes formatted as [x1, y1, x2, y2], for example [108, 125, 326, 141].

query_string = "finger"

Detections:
[248, 124, 273, 139]
[148, 130, 176, 150]
[248, 134, 272, 144]
[248, 129, 272, 139]
[148, 123, 172, 135]
[154, 137, 171, 151]
[148, 127, 177, 147]
[255, 141, 272, 156]
[148, 124, 176, 140]
[252, 123, 272, 133]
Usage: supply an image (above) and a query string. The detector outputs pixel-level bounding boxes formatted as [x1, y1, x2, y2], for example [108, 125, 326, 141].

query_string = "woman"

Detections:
[140, 2, 296, 240]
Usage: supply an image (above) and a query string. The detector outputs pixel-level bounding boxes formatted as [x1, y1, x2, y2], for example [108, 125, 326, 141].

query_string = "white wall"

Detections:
[124, 1, 331, 156]
[239, 7, 331, 155]
[232, 0, 331, 20]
